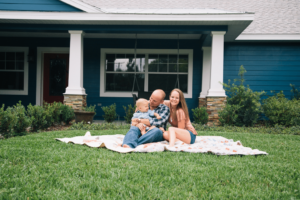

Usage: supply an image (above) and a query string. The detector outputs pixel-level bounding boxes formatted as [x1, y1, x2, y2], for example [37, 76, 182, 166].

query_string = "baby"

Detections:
[132, 98, 161, 135]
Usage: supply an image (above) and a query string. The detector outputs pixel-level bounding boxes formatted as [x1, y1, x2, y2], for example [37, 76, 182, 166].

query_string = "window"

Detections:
[100, 49, 193, 98]
[0, 47, 29, 95]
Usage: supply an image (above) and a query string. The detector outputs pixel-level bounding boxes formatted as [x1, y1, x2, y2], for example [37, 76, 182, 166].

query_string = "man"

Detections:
[122, 89, 170, 148]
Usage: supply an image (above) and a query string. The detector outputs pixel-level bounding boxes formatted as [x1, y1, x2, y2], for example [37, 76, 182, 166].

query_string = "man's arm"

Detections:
[148, 105, 170, 127]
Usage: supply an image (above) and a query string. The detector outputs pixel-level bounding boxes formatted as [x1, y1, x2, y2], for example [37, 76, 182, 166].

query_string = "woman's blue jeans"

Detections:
[122, 126, 164, 148]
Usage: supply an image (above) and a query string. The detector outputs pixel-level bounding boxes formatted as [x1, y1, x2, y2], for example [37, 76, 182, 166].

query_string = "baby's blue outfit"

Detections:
[132, 110, 155, 120]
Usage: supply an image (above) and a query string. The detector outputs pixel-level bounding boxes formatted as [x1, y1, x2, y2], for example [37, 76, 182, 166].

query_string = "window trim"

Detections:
[100, 48, 193, 98]
[0, 46, 29, 95]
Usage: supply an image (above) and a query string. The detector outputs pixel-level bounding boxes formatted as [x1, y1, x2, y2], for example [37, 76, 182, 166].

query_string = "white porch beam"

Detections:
[64, 30, 86, 95]
[199, 47, 211, 98]
[207, 31, 226, 97]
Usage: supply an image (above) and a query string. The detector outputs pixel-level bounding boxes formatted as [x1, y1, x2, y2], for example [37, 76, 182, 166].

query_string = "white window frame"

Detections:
[100, 48, 193, 98]
[0, 46, 29, 95]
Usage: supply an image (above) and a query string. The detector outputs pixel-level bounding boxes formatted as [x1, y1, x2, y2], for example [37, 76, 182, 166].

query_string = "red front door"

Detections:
[43, 53, 69, 104]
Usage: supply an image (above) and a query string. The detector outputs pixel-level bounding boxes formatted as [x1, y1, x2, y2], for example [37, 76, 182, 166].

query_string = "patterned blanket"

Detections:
[56, 131, 268, 155]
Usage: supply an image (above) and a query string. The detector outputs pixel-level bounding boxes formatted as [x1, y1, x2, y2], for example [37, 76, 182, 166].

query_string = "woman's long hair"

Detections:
[169, 88, 190, 122]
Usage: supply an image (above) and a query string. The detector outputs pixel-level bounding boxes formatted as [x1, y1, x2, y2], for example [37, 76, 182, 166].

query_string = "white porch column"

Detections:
[199, 47, 211, 99]
[207, 31, 226, 97]
[65, 30, 86, 95]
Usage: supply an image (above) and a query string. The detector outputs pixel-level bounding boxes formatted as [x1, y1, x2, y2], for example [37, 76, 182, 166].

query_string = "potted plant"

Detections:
[74, 105, 96, 123]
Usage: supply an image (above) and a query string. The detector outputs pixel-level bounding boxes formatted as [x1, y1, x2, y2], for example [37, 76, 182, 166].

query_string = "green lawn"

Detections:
[0, 130, 299, 199]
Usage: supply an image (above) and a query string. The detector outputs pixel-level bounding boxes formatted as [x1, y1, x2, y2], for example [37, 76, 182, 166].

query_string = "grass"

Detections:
[0, 130, 299, 199]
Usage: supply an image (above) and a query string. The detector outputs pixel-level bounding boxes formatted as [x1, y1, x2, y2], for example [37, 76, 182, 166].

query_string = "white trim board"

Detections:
[0, 46, 29, 95]
[236, 34, 300, 40]
[36, 47, 69, 106]
[100, 48, 193, 98]
[59, 0, 101, 13]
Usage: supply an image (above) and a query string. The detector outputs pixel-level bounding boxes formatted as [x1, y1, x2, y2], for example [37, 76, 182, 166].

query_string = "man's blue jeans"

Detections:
[122, 126, 164, 148]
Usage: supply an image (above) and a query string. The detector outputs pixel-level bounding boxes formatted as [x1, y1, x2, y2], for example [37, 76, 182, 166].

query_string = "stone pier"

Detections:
[63, 94, 87, 111]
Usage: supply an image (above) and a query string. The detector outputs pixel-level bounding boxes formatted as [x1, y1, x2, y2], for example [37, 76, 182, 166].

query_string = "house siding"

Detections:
[0, 0, 82, 12]
[224, 42, 300, 99]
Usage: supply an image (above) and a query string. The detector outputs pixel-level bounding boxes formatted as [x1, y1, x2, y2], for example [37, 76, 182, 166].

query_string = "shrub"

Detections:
[191, 107, 208, 125]
[84, 105, 96, 113]
[219, 65, 265, 127]
[290, 84, 300, 100]
[43, 101, 62, 124]
[123, 104, 136, 124]
[101, 103, 117, 123]
[262, 91, 300, 126]
[0, 105, 17, 138]
[12, 101, 31, 135]
[27, 104, 50, 131]
[59, 104, 75, 124]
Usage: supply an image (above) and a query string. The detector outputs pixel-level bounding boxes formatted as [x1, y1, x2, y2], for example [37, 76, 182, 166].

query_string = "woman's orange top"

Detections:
[163, 101, 197, 135]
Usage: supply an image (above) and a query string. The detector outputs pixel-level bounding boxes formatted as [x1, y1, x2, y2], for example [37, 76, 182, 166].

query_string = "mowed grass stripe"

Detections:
[0, 130, 299, 199]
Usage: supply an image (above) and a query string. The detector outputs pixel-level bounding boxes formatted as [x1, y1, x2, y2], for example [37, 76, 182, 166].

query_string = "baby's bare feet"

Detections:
[122, 144, 131, 148]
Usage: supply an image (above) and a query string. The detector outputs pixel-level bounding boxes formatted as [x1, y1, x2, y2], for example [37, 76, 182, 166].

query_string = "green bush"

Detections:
[191, 107, 208, 125]
[219, 65, 265, 127]
[59, 104, 75, 124]
[0, 105, 17, 138]
[44, 101, 62, 124]
[262, 91, 300, 126]
[101, 104, 117, 123]
[84, 104, 96, 113]
[290, 84, 300, 100]
[123, 104, 136, 124]
[27, 104, 51, 132]
[12, 101, 31, 135]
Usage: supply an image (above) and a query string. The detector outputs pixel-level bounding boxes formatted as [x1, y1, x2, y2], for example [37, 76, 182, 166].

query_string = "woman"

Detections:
[162, 88, 197, 147]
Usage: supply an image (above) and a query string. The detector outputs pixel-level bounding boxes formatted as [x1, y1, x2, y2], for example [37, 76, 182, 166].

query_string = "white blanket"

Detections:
[56, 132, 268, 155]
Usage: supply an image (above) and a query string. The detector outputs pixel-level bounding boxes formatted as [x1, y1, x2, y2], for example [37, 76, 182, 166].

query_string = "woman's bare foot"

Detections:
[122, 144, 131, 148]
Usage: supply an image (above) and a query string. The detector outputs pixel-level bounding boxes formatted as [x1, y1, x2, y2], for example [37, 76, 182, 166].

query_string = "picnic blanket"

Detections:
[56, 131, 268, 155]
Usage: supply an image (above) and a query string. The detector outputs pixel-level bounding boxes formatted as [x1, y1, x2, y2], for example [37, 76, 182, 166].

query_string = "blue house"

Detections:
[0, 0, 299, 125]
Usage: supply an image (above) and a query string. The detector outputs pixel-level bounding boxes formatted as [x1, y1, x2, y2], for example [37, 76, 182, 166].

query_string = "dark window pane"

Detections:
[0, 52, 5, 60]
[16, 62, 24, 70]
[106, 73, 144, 92]
[16, 52, 24, 61]
[106, 54, 115, 63]
[126, 54, 145, 72]
[148, 54, 158, 65]
[49, 59, 67, 96]
[0, 72, 24, 90]
[148, 74, 187, 93]
[6, 61, 15, 70]
[6, 52, 15, 60]
[0, 61, 5, 69]
[148, 63, 158, 72]
[106, 63, 115, 72]
[169, 54, 178, 63]
[158, 64, 167, 72]
[158, 54, 168, 63]
[179, 64, 188, 72]
[179, 55, 188, 64]
[169, 64, 177, 72]
[116, 54, 126, 59]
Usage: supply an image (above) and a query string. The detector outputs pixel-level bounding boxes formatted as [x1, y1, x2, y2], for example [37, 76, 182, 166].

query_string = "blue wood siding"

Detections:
[84, 38, 203, 121]
[0, 0, 82, 12]
[224, 43, 300, 99]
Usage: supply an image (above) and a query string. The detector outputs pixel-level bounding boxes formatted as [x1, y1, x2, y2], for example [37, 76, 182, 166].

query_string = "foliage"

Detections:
[191, 107, 208, 125]
[219, 65, 265, 127]
[12, 101, 31, 136]
[84, 104, 96, 113]
[0, 105, 16, 138]
[43, 101, 62, 124]
[59, 104, 75, 124]
[27, 104, 51, 132]
[123, 104, 136, 124]
[101, 103, 117, 123]
[290, 84, 300, 100]
[262, 91, 300, 126]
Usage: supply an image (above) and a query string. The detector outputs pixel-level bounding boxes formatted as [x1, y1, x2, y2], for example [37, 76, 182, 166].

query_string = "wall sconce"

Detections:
[27, 50, 34, 63]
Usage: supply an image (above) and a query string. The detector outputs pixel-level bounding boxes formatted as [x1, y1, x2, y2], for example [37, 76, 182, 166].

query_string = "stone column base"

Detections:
[206, 97, 226, 126]
[199, 98, 207, 108]
[63, 94, 87, 111]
